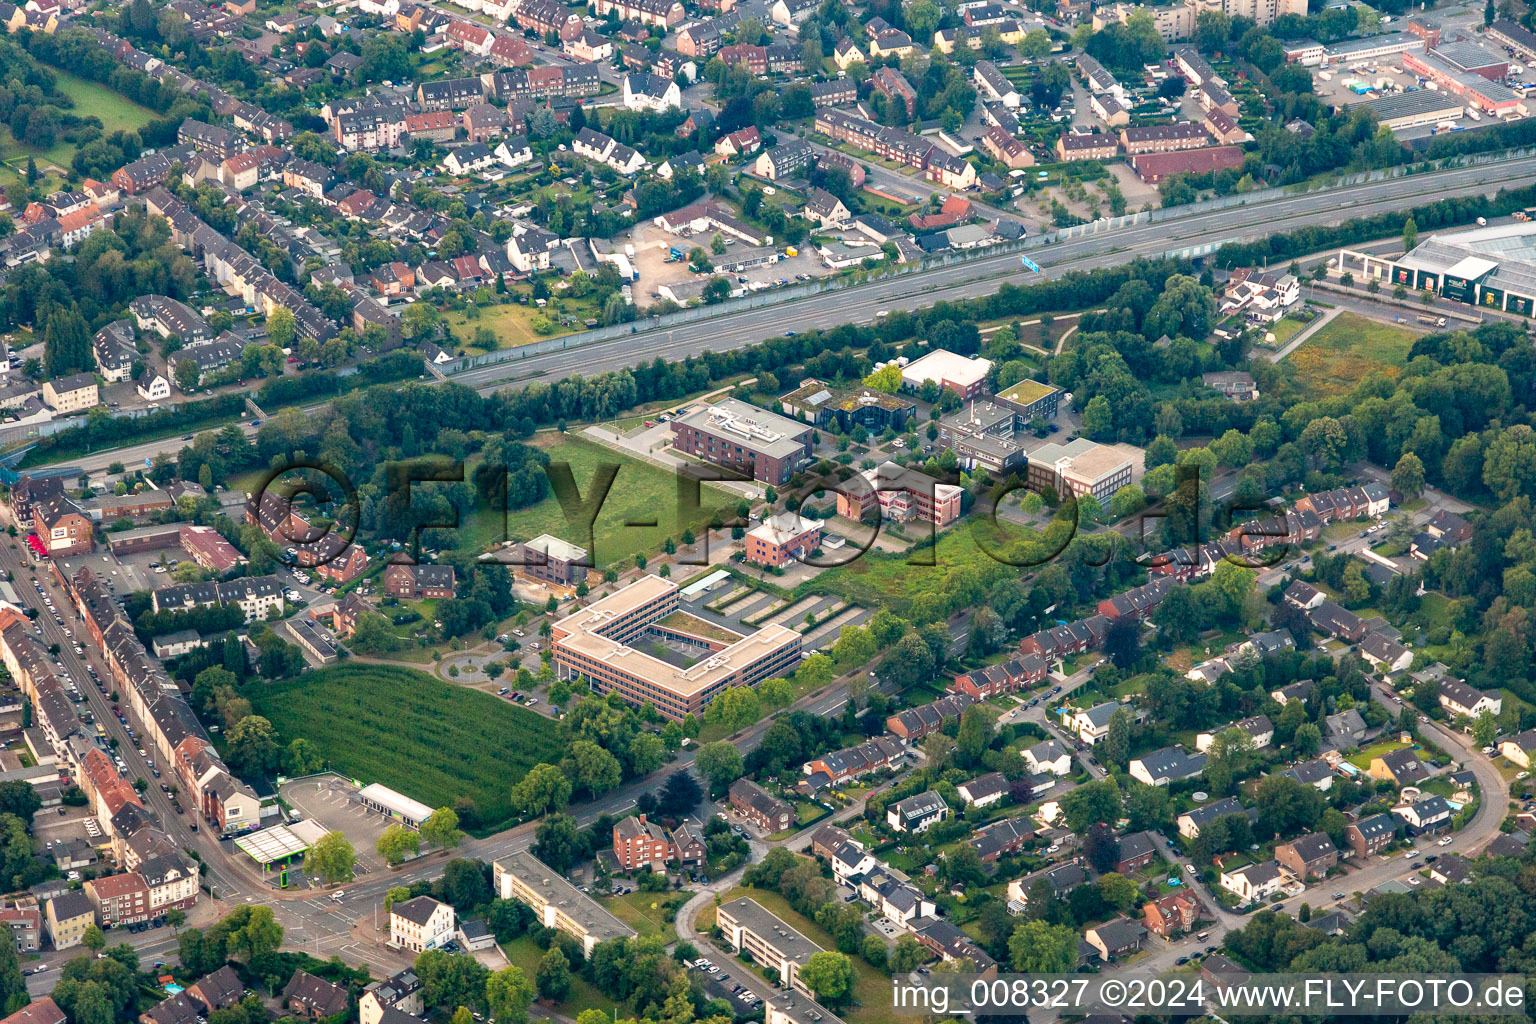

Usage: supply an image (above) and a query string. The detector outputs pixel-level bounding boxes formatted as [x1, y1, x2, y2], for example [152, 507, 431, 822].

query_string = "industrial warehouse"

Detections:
[1338, 222, 1536, 316]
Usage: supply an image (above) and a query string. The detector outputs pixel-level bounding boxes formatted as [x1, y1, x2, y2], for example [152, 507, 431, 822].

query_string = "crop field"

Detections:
[250, 663, 564, 832]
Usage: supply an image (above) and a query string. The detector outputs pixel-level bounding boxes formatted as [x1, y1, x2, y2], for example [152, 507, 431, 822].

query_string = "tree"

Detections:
[956, 705, 991, 766]
[82, 925, 106, 951]
[1080, 394, 1114, 440]
[265, 307, 297, 350]
[694, 741, 744, 792]
[1103, 707, 1132, 768]
[378, 825, 421, 866]
[702, 276, 731, 304]
[1009, 920, 1077, 972]
[535, 948, 572, 1001]
[1392, 451, 1426, 499]
[1473, 711, 1498, 749]
[800, 951, 856, 1005]
[890, 934, 923, 974]
[486, 966, 536, 1024]
[511, 763, 572, 817]
[304, 831, 356, 885]
[1061, 778, 1121, 833]
[1404, 215, 1419, 251]
[1104, 615, 1141, 670]
[226, 905, 283, 960]
[706, 686, 761, 732]
[225, 715, 280, 778]
[567, 740, 622, 796]
[421, 807, 464, 849]
[533, 814, 582, 871]
[758, 676, 794, 710]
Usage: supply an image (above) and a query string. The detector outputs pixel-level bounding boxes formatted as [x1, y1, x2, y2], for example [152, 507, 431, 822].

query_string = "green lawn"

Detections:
[464, 435, 737, 567]
[501, 937, 617, 1016]
[1346, 738, 1412, 771]
[445, 303, 559, 350]
[0, 69, 158, 175]
[598, 890, 688, 942]
[805, 513, 1058, 623]
[1286, 312, 1416, 396]
[248, 663, 565, 833]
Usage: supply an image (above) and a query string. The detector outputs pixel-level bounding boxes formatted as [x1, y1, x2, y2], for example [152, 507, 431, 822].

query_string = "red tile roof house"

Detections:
[283, 971, 350, 1020]
[1143, 892, 1201, 938]
[613, 813, 672, 870]
[2, 1000, 66, 1024]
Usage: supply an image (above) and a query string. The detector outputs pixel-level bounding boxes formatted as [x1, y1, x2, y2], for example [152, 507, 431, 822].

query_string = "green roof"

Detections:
[997, 378, 1057, 405]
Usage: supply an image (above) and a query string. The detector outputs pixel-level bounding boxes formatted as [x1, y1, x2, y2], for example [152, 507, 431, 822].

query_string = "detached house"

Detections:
[1274, 833, 1337, 879]
[1219, 860, 1285, 905]
[886, 791, 949, 834]
[390, 896, 456, 953]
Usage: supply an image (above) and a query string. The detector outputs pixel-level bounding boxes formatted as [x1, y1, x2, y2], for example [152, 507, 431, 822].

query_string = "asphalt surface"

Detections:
[445, 156, 1536, 395]
[49, 153, 1536, 483]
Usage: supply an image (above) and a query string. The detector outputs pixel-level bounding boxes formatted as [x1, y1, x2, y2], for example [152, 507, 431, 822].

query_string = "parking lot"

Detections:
[279, 775, 394, 875]
[689, 961, 762, 1014]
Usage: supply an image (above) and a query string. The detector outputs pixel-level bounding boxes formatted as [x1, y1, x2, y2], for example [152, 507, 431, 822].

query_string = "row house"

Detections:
[1020, 614, 1109, 663]
[612, 814, 706, 870]
[1294, 482, 1391, 523]
[982, 125, 1034, 169]
[418, 77, 487, 111]
[801, 736, 904, 790]
[719, 42, 767, 74]
[446, 20, 495, 55]
[728, 778, 792, 832]
[515, 0, 583, 38]
[406, 110, 459, 144]
[948, 652, 1047, 699]
[593, 0, 685, 27]
[886, 693, 975, 742]
[85, 872, 151, 926]
[810, 78, 857, 107]
[572, 128, 645, 175]
[970, 816, 1035, 862]
[871, 66, 917, 117]
[335, 108, 408, 152]
[1119, 122, 1209, 155]
[814, 109, 933, 169]
[1097, 576, 1176, 621]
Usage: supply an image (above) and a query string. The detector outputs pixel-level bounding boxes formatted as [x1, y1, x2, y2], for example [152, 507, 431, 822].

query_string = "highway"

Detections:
[445, 155, 1536, 394]
[43, 153, 1536, 483]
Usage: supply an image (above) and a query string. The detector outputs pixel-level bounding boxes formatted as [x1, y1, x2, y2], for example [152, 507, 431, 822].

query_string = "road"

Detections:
[46, 154, 1536, 482]
[444, 155, 1536, 395]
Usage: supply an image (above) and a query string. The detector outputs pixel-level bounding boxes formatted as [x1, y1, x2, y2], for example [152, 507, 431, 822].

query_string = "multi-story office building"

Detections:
[551, 576, 801, 721]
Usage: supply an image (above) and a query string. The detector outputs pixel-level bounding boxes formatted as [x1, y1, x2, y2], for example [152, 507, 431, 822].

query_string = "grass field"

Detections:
[464, 435, 737, 567]
[248, 663, 564, 832]
[501, 937, 616, 1016]
[445, 303, 557, 351]
[0, 70, 158, 176]
[1286, 312, 1416, 396]
[805, 512, 1057, 623]
[600, 890, 688, 942]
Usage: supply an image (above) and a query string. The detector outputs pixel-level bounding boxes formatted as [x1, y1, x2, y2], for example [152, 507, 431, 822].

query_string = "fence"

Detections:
[439, 146, 1536, 379]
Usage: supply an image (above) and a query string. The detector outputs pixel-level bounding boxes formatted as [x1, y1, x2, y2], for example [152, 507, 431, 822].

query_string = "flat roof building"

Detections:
[1026, 438, 1135, 502]
[551, 575, 801, 720]
[493, 850, 636, 956]
[717, 897, 823, 996]
[899, 349, 993, 399]
[671, 398, 812, 484]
